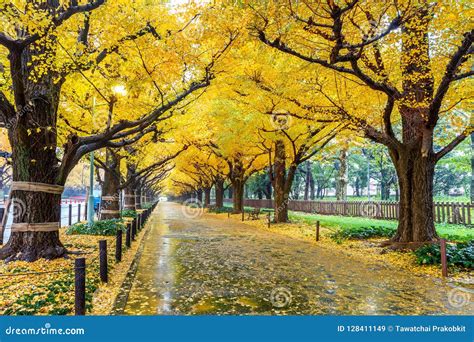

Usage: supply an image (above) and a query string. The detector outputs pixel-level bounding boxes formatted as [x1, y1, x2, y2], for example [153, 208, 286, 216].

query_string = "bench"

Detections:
[247, 208, 261, 220]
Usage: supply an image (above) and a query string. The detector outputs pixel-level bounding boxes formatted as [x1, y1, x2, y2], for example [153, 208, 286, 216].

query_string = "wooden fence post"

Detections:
[241, 210, 244, 221]
[440, 239, 448, 277]
[316, 220, 320, 241]
[74, 258, 86, 315]
[99, 240, 108, 283]
[267, 213, 271, 228]
[84, 202, 88, 221]
[68, 204, 72, 226]
[77, 204, 81, 223]
[115, 229, 122, 263]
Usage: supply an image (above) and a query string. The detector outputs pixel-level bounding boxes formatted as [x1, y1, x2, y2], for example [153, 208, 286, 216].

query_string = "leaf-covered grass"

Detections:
[66, 219, 126, 236]
[414, 242, 474, 268]
[0, 232, 110, 315]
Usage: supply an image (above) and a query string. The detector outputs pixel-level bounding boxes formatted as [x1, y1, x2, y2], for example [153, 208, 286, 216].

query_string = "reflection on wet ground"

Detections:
[123, 203, 473, 315]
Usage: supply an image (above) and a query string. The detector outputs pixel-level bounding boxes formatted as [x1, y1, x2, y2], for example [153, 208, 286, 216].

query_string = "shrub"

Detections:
[330, 225, 396, 242]
[121, 209, 137, 218]
[414, 241, 474, 268]
[208, 206, 233, 213]
[142, 203, 153, 209]
[66, 219, 126, 236]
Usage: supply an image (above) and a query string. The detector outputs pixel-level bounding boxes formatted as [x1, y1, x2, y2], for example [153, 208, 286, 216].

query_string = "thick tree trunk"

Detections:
[124, 186, 136, 210]
[232, 180, 244, 213]
[0, 43, 67, 261]
[135, 187, 142, 210]
[390, 146, 438, 244]
[100, 149, 121, 220]
[204, 187, 211, 207]
[388, 6, 438, 245]
[336, 148, 348, 200]
[196, 189, 203, 204]
[471, 133, 474, 203]
[215, 178, 224, 208]
[273, 140, 290, 223]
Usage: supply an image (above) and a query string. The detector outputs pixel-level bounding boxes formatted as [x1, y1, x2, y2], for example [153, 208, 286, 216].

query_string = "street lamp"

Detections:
[88, 85, 127, 226]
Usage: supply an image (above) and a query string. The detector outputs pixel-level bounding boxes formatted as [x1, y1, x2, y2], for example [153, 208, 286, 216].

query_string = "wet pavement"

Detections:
[123, 202, 473, 315]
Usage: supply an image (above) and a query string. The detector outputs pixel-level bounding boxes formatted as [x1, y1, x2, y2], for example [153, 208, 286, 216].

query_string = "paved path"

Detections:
[123, 202, 472, 315]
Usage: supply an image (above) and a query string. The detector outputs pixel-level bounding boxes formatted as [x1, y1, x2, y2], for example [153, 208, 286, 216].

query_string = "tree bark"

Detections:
[204, 187, 211, 207]
[272, 140, 293, 223]
[100, 149, 121, 220]
[196, 189, 203, 204]
[471, 133, 474, 203]
[124, 186, 136, 210]
[0, 43, 66, 261]
[335, 148, 348, 200]
[135, 186, 142, 210]
[215, 177, 224, 208]
[304, 161, 313, 200]
[232, 179, 244, 213]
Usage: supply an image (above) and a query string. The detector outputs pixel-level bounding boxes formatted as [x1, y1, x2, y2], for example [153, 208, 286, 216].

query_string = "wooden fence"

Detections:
[224, 199, 474, 227]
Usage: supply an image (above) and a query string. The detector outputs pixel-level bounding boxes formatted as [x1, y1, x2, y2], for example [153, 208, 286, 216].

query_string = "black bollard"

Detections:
[74, 258, 86, 315]
[316, 221, 320, 241]
[131, 219, 137, 240]
[99, 240, 108, 283]
[126, 223, 131, 248]
[68, 204, 72, 226]
[115, 229, 122, 263]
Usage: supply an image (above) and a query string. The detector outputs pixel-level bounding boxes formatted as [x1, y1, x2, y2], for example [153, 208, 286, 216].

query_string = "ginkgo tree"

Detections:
[252, 0, 473, 245]
[0, 0, 236, 261]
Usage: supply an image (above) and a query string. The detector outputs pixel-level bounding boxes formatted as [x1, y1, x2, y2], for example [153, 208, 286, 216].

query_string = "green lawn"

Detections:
[288, 211, 474, 242]
[223, 203, 474, 242]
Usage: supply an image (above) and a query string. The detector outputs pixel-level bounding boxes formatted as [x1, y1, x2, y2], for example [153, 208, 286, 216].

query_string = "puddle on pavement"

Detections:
[123, 203, 473, 315]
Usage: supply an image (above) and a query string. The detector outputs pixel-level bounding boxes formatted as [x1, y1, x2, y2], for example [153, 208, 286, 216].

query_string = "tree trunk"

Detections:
[0, 43, 67, 261]
[196, 189, 203, 204]
[124, 186, 136, 210]
[232, 180, 244, 213]
[272, 140, 290, 222]
[135, 187, 142, 210]
[388, 6, 438, 245]
[471, 133, 474, 203]
[336, 148, 348, 201]
[265, 179, 272, 199]
[204, 187, 211, 207]
[215, 178, 224, 208]
[100, 149, 121, 220]
[390, 147, 438, 244]
[304, 161, 312, 200]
